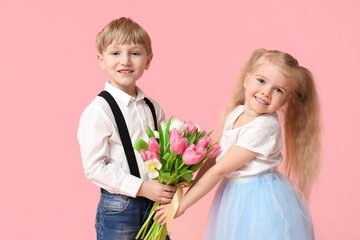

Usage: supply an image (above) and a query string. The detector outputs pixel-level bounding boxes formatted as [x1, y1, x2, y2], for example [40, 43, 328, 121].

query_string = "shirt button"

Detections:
[143, 122, 147, 128]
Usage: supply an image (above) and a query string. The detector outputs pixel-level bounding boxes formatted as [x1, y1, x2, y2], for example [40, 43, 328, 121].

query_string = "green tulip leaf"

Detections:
[134, 139, 149, 153]
[182, 172, 193, 183]
[146, 126, 155, 139]
[188, 134, 197, 145]
[159, 172, 171, 184]
[158, 123, 165, 153]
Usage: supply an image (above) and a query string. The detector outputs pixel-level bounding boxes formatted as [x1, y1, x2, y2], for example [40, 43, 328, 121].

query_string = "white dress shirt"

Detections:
[216, 105, 283, 179]
[78, 82, 165, 197]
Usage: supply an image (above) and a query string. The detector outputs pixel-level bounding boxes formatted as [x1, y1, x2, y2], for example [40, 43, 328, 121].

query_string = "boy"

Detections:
[78, 17, 176, 239]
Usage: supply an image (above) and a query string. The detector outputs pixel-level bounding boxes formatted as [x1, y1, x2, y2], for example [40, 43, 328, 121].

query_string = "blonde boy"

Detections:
[78, 17, 176, 240]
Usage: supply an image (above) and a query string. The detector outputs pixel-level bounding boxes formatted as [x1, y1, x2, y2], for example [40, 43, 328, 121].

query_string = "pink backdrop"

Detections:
[1, 0, 359, 239]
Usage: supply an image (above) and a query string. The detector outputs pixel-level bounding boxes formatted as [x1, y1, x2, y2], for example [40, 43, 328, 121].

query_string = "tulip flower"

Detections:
[208, 144, 221, 158]
[170, 118, 186, 133]
[148, 137, 160, 153]
[144, 159, 162, 178]
[140, 149, 148, 160]
[140, 149, 160, 161]
[182, 144, 207, 165]
[160, 121, 166, 134]
[186, 121, 197, 135]
[170, 135, 188, 155]
[196, 136, 212, 149]
[153, 130, 159, 139]
[169, 129, 181, 142]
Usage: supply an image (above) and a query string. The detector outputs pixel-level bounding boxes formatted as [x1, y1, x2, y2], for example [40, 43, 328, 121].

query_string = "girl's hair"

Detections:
[96, 17, 152, 55]
[217, 48, 321, 198]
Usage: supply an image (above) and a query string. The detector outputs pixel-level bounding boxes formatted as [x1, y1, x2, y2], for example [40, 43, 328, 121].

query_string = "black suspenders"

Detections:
[98, 91, 158, 178]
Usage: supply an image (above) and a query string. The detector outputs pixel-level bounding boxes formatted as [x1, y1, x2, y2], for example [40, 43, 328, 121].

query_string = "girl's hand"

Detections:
[153, 204, 169, 225]
[153, 204, 186, 226]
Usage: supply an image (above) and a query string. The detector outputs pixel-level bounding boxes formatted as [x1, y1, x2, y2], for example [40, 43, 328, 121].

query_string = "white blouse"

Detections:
[216, 105, 283, 179]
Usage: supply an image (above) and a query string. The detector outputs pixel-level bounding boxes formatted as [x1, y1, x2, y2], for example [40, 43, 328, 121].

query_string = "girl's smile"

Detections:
[254, 96, 269, 105]
[243, 62, 293, 117]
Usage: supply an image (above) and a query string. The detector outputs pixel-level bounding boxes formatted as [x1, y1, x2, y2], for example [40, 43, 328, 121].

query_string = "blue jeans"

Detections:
[95, 189, 153, 240]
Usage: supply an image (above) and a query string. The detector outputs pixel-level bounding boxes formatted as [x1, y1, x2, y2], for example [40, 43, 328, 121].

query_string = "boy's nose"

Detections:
[121, 55, 131, 66]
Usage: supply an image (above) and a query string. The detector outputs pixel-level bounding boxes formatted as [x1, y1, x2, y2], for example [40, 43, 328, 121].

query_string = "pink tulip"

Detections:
[186, 121, 197, 135]
[196, 136, 212, 149]
[169, 129, 181, 142]
[208, 144, 221, 158]
[140, 149, 160, 161]
[148, 137, 160, 153]
[170, 136, 188, 155]
[148, 152, 160, 161]
[182, 144, 207, 165]
[140, 149, 148, 160]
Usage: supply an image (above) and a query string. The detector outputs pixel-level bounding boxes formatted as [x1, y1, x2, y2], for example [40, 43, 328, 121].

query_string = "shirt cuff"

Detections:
[122, 174, 143, 198]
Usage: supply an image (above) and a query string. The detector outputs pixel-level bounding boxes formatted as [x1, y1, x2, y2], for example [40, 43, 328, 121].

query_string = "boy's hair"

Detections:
[96, 17, 152, 55]
[216, 49, 321, 199]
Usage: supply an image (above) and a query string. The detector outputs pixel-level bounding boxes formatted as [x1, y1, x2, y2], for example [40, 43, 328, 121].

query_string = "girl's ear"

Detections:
[243, 72, 250, 88]
[97, 53, 105, 70]
[282, 93, 292, 107]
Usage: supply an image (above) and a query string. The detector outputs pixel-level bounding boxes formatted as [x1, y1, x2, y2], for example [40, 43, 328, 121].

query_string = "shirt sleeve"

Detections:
[77, 103, 143, 197]
[235, 125, 279, 158]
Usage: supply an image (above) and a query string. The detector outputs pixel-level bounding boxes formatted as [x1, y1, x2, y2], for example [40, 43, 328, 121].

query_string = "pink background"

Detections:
[1, 0, 359, 239]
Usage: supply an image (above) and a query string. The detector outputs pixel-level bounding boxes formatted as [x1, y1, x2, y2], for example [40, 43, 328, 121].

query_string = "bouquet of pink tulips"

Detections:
[134, 117, 220, 240]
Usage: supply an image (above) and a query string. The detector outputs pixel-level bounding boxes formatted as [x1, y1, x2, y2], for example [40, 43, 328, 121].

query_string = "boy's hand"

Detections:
[137, 180, 177, 204]
[153, 203, 185, 226]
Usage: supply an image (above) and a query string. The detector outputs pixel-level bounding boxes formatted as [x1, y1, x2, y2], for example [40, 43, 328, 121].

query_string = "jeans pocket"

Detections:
[101, 194, 132, 216]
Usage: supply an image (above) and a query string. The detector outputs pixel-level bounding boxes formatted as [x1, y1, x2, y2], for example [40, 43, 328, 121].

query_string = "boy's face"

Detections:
[97, 42, 152, 95]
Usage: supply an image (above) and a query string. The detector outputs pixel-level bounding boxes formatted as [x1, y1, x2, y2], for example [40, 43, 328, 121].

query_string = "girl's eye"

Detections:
[257, 79, 265, 84]
[131, 52, 139, 56]
[111, 52, 119, 55]
[274, 88, 283, 94]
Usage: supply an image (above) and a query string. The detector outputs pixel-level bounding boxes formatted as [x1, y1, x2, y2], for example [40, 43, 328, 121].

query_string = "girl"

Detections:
[155, 48, 320, 239]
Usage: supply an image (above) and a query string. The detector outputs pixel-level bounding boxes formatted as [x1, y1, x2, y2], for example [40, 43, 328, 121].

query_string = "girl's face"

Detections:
[243, 62, 294, 117]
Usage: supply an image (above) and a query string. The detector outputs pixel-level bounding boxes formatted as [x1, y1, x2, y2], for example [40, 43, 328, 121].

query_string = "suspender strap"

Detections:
[144, 97, 158, 131]
[98, 91, 158, 178]
[99, 91, 140, 178]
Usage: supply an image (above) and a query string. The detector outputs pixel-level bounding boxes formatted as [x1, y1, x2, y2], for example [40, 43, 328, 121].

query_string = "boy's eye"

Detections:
[274, 88, 283, 94]
[131, 52, 139, 56]
[257, 79, 265, 84]
[111, 52, 119, 55]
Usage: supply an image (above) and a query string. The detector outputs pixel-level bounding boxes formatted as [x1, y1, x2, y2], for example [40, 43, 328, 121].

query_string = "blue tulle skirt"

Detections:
[203, 169, 314, 240]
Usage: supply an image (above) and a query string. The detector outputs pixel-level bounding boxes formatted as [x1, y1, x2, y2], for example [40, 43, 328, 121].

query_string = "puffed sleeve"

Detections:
[235, 125, 280, 158]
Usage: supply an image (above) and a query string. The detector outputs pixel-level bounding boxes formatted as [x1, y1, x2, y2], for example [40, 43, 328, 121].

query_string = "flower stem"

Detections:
[136, 202, 159, 239]
[144, 219, 157, 240]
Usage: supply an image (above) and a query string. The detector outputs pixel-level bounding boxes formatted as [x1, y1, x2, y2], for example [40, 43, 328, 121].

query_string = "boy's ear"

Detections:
[145, 53, 153, 70]
[97, 53, 105, 70]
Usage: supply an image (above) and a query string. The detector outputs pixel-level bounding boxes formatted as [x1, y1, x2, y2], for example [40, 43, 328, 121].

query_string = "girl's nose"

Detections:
[261, 88, 271, 98]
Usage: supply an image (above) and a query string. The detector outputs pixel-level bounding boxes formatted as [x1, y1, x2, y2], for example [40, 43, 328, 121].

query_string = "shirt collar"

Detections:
[104, 82, 147, 106]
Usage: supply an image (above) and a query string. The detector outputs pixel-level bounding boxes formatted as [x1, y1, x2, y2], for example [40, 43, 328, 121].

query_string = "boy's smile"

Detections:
[97, 43, 153, 97]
